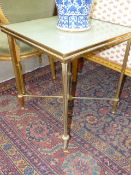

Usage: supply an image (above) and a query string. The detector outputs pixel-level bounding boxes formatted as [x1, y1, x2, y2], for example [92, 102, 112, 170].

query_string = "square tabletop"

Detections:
[1, 16, 131, 61]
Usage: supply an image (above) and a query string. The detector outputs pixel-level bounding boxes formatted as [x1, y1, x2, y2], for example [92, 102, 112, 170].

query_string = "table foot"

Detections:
[62, 135, 69, 151]
[112, 100, 119, 114]
[18, 94, 25, 109]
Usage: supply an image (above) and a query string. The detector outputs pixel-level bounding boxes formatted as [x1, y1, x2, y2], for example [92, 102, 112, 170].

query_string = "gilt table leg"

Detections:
[61, 62, 70, 150]
[49, 55, 56, 80]
[8, 36, 25, 108]
[112, 39, 131, 113]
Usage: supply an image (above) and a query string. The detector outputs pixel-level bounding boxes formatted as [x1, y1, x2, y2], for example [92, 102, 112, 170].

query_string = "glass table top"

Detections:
[2, 16, 131, 60]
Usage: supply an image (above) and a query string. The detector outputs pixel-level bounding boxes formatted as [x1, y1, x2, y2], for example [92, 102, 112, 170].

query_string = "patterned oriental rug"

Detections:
[0, 61, 130, 175]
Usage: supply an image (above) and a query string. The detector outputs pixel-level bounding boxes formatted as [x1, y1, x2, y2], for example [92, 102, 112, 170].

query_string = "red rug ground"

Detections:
[0, 62, 130, 175]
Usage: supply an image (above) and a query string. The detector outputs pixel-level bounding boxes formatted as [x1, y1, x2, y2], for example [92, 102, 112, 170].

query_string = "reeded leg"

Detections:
[49, 55, 56, 80]
[61, 62, 70, 150]
[112, 39, 131, 113]
[18, 61, 25, 109]
[67, 63, 72, 96]
[8, 36, 25, 109]
[72, 58, 78, 82]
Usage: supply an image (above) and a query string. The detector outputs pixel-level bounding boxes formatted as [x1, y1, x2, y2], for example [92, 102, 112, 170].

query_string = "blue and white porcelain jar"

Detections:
[55, 0, 93, 31]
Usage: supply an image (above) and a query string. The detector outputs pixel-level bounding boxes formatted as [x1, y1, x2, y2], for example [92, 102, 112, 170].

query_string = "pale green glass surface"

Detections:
[4, 16, 131, 57]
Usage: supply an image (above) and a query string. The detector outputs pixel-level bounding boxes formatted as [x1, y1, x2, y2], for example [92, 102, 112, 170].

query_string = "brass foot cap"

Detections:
[21, 107, 25, 110]
[62, 135, 70, 141]
[63, 149, 70, 153]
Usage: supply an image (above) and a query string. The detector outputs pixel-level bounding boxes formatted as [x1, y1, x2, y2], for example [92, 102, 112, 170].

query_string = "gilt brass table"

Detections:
[1, 16, 131, 150]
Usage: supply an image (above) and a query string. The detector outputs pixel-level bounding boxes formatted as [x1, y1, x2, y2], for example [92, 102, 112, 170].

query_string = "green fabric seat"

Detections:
[0, 32, 36, 55]
[1, 0, 55, 23]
